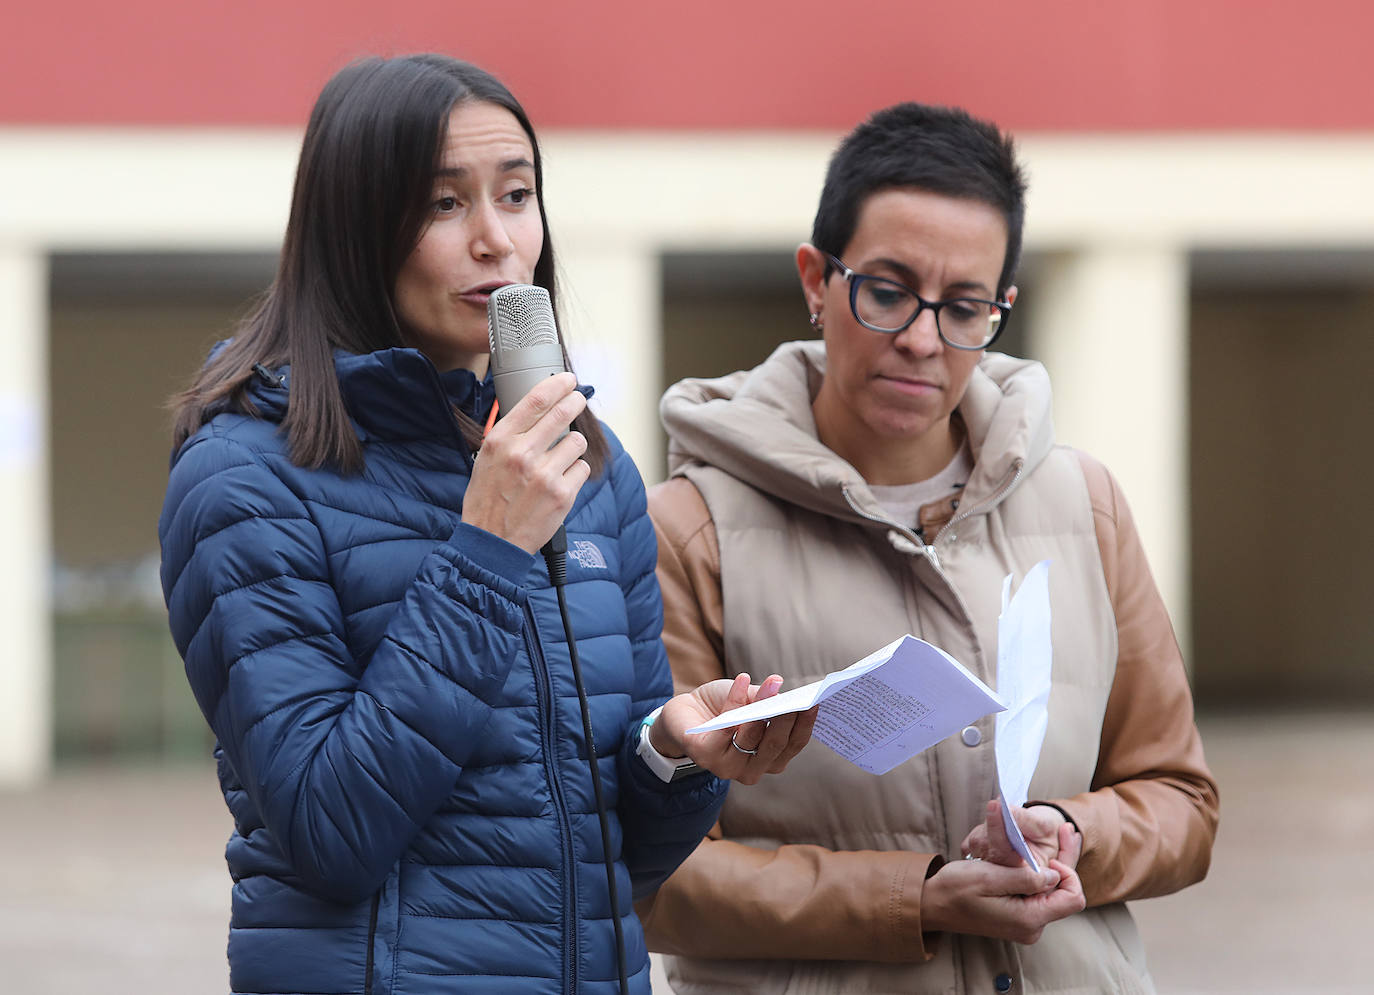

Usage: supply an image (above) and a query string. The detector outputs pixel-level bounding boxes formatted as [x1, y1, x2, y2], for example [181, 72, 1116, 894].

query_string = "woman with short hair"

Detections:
[641, 101, 1219, 995]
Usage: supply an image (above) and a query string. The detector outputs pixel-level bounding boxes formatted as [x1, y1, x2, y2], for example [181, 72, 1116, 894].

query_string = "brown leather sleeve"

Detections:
[638, 476, 943, 962]
[645, 477, 728, 696]
[1039, 452, 1220, 906]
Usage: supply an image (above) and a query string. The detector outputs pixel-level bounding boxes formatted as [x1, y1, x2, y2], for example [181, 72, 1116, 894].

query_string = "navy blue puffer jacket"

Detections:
[159, 348, 726, 994]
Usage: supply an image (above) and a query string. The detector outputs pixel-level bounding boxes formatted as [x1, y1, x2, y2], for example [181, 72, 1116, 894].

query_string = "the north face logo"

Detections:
[568, 540, 607, 570]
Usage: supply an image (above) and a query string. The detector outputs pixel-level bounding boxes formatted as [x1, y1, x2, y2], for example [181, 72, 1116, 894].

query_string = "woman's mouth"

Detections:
[877, 373, 940, 397]
[457, 282, 513, 306]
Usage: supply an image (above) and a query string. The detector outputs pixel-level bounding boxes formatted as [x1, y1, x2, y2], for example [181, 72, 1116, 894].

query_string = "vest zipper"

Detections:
[842, 487, 943, 571]
[524, 605, 579, 995]
[931, 458, 1025, 547]
[841, 457, 1026, 573]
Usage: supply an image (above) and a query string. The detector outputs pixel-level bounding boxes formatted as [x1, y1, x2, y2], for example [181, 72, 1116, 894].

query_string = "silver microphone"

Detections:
[486, 283, 573, 564]
[487, 284, 568, 421]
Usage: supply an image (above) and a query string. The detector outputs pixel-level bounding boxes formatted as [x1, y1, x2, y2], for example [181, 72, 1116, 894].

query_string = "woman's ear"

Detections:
[1004, 285, 1018, 307]
[796, 243, 828, 317]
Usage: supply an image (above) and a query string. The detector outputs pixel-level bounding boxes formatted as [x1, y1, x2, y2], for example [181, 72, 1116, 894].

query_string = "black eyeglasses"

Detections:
[824, 252, 1011, 351]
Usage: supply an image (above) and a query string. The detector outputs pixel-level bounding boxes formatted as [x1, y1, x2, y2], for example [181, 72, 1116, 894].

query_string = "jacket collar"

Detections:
[247, 347, 495, 444]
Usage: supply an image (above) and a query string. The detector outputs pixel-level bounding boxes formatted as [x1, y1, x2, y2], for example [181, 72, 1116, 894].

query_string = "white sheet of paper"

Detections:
[686, 634, 1006, 776]
[993, 559, 1054, 871]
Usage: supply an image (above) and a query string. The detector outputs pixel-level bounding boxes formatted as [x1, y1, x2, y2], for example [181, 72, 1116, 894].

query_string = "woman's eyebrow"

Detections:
[947, 279, 994, 296]
[867, 256, 993, 297]
[433, 157, 534, 179]
[866, 256, 920, 285]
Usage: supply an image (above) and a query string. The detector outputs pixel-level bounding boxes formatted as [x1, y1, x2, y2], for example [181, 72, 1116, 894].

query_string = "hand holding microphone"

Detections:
[461, 285, 589, 556]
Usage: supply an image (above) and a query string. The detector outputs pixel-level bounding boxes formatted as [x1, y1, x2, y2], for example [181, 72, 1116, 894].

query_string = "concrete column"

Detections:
[1027, 245, 1191, 660]
[554, 243, 664, 482]
[0, 247, 51, 785]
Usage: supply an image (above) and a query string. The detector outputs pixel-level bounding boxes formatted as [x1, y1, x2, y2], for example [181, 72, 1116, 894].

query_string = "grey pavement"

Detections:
[1, 709, 1369, 993]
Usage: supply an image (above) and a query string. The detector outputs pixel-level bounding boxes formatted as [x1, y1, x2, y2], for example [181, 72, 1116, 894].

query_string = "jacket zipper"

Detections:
[363, 892, 380, 994]
[416, 360, 476, 462]
[327, 356, 527, 994]
[524, 605, 579, 995]
[428, 359, 576, 987]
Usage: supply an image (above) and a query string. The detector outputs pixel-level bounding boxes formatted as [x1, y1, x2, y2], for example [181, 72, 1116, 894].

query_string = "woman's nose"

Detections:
[470, 202, 515, 259]
[893, 305, 942, 356]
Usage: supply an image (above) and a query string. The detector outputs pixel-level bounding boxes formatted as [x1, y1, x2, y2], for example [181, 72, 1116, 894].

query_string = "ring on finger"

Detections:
[730, 730, 759, 756]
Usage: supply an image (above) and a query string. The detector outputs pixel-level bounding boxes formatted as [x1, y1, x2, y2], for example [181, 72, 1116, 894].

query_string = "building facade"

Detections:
[4, 0, 1373, 783]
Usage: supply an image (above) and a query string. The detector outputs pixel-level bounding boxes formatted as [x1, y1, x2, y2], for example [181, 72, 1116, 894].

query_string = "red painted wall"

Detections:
[4, 0, 1372, 130]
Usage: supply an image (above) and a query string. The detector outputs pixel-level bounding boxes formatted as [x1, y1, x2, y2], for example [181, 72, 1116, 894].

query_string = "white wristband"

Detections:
[635, 705, 700, 783]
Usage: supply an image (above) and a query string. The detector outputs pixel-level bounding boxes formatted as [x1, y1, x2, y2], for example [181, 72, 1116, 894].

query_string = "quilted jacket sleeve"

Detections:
[159, 431, 536, 906]
[603, 442, 728, 901]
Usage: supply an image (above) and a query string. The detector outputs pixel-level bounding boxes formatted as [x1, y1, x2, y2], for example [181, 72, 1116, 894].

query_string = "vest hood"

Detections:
[660, 339, 1058, 526]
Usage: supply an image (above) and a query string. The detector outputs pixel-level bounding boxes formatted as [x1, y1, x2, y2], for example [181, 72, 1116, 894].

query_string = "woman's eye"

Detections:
[504, 187, 536, 205]
[435, 196, 459, 213]
[867, 285, 910, 309]
[945, 302, 983, 323]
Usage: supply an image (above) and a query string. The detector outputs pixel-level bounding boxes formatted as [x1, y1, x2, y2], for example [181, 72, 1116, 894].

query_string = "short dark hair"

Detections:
[172, 54, 606, 474]
[811, 102, 1027, 297]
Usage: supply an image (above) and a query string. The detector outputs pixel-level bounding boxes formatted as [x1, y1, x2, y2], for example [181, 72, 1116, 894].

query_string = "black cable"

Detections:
[543, 526, 630, 995]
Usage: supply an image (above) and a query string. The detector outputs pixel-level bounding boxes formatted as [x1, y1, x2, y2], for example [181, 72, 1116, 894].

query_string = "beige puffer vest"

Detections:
[664, 342, 1154, 995]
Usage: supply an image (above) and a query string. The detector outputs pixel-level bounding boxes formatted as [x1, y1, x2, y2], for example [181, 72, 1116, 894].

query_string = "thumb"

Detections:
[1060, 822, 1083, 865]
[1037, 865, 1063, 891]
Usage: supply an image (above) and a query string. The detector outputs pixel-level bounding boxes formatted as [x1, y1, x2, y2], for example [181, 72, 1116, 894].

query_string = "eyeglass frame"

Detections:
[822, 252, 1012, 351]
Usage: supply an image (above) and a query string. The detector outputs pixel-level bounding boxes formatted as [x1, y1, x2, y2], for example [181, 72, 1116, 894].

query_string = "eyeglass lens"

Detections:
[853, 277, 1001, 347]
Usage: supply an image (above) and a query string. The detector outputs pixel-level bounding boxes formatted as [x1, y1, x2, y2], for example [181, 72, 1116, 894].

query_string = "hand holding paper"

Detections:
[964, 798, 1078, 873]
[657, 673, 817, 785]
[687, 634, 1005, 776]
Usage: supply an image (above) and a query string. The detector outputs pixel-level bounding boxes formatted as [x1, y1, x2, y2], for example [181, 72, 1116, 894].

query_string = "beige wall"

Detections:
[0, 250, 51, 782]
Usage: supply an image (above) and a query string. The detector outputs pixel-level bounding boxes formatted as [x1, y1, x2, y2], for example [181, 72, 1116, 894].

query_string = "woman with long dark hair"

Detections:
[159, 54, 812, 995]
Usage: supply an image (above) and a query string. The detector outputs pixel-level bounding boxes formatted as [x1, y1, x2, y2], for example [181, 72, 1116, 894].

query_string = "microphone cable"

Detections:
[543, 525, 630, 995]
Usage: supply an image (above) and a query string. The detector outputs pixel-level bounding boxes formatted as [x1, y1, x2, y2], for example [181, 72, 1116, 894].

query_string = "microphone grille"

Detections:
[488, 284, 559, 355]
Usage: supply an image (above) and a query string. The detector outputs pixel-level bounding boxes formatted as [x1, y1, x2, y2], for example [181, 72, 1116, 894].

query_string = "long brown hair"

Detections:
[171, 54, 608, 475]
